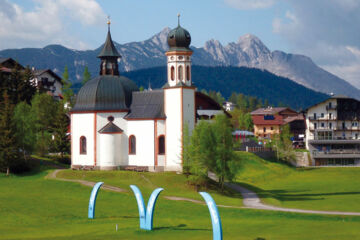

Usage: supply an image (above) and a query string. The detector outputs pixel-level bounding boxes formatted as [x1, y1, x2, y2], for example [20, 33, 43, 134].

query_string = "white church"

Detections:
[70, 19, 225, 171]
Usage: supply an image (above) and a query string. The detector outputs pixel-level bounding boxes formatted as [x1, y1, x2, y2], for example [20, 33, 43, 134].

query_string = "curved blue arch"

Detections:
[199, 192, 223, 240]
[130, 185, 164, 230]
[88, 182, 104, 219]
[145, 188, 163, 230]
[130, 185, 146, 229]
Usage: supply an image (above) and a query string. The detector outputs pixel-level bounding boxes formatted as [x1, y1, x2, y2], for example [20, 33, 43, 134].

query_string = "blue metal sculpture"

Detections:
[130, 185, 163, 230]
[199, 192, 223, 240]
[88, 182, 104, 219]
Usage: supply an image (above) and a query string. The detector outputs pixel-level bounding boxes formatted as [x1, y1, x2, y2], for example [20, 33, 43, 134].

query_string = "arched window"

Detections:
[171, 66, 175, 81]
[80, 136, 87, 155]
[129, 135, 136, 154]
[178, 66, 183, 81]
[186, 66, 190, 81]
[158, 135, 165, 155]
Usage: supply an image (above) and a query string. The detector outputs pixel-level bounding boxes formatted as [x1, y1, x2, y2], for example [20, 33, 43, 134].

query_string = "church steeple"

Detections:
[97, 18, 121, 76]
[165, 14, 193, 87]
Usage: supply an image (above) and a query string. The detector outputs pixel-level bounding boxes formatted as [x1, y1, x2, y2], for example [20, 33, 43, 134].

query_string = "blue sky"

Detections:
[1, 0, 360, 88]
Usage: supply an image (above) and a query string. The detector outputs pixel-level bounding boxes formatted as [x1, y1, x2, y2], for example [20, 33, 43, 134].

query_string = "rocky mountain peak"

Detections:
[148, 27, 171, 51]
[237, 33, 270, 55]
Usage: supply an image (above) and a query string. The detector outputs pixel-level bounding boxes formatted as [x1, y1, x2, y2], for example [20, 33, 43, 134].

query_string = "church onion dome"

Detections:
[167, 17, 192, 52]
[72, 75, 139, 112]
[97, 28, 121, 58]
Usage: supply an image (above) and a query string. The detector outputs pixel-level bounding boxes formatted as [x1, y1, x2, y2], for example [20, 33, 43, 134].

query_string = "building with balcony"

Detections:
[305, 95, 360, 166]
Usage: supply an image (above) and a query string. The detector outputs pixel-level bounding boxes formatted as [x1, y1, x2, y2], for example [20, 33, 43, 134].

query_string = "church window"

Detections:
[171, 66, 175, 81]
[186, 66, 190, 81]
[80, 136, 87, 155]
[158, 135, 165, 155]
[129, 135, 136, 154]
[178, 66, 183, 80]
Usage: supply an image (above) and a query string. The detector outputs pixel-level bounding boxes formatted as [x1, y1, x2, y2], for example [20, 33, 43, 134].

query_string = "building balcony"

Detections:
[308, 116, 337, 121]
[311, 150, 360, 159]
[308, 139, 360, 144]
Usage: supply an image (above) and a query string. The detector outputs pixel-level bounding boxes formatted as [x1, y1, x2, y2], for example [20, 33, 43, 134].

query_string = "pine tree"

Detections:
[9, 62, 22, 104]
[52, 101, 70, 158]
[82, 66, 91, 86]
[61, 66, 73, 103]
[0, 91, 18, 175]
[20, 66, 36, 103]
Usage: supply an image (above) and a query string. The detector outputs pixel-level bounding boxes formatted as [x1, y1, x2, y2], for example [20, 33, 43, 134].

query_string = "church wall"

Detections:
[96, 112, 129, 166]
[71, 113, 95, 166]
[164, 88, 182, 171]
[98, 133, 122, 169]
[157, 120, 166, 166]
[127, 120, 155, 167]
[183, 88, 195, 134]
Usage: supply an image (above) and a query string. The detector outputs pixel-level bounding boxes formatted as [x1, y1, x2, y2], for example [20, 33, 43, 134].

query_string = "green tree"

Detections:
[273, 124, 295, 163]
[31, 94, 57, 156]
[212, 114, 236, 190]
[19, 66, 36, 103]
[139, 86, 144, 92]
[13, 102, 36, 160]
[61, 66, 73, 103]
[9, 63, 23, 104]
[0, 91, 18, 175]
[52, 101, 70, 158]
[82, 66, 91, 86]
[187, 121, 216, 189]
[228, 92, 237, 103]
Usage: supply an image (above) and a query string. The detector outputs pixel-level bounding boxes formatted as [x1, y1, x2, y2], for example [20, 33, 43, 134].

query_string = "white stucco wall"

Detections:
[127, 120, 155, 167]
[96, 112, 128, 166]
[156, 120, 166, 166]
[164, 88, 182, 171]
[183, 88, 195, 134]
[71, 113, 95, 166]
[98, 133, 122, 168]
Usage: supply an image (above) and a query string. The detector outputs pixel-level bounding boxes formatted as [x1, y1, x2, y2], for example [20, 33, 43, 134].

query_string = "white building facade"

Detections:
[305, 96, 360, 166]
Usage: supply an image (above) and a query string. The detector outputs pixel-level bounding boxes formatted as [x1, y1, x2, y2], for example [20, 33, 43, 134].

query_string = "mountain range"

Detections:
[0, 27, 359, 99]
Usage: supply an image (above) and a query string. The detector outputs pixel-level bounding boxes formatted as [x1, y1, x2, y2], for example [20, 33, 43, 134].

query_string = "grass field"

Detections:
[56, 169, 243, 207]
[235, 152, 360, 212]
[2, 166, 360, 240]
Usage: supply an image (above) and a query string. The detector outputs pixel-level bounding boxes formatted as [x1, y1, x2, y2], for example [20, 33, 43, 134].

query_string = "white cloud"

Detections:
[0, 0, 106, 50]
[224, 0, 276, 10]
[271, 0, 360, 89]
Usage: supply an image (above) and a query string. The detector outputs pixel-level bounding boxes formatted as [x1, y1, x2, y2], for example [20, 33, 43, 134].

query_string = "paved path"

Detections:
[47, 169, 360, 216]
[225, 182, 360, 216]
[46, 169, 127, 193]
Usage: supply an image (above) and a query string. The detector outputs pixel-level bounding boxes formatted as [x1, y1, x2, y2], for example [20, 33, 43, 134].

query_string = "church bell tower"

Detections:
[163, 15, 196, 171]
[97, 18, 121, 76]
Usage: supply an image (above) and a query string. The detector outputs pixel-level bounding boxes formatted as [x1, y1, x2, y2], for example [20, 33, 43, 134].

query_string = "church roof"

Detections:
[97, 30, 121, 58]
[98, 121, 123, 133]
[72, 75, 138, 112]
[125, 90, 165, 119]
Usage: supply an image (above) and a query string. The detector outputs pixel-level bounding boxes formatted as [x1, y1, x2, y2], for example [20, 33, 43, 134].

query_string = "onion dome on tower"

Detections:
[72, 19, 138, 112]
[167, 14, 192, 52]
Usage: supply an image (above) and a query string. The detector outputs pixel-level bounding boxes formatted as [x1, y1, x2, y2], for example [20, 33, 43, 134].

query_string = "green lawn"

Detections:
[235, 151, 360, 212]
[1, 167, 360, 240]
[57, 169, 242, 207]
